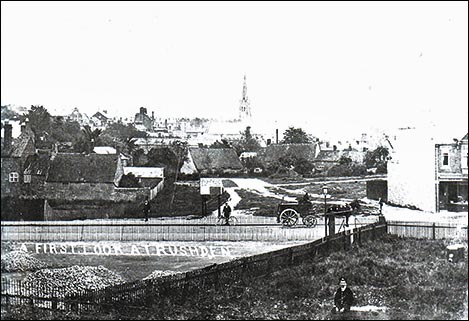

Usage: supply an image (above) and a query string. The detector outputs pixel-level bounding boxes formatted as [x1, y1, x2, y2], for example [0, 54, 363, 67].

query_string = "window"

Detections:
[443, 153, 449, 166]
[24, 174, 31, 183]
[9, 172, 19, 183]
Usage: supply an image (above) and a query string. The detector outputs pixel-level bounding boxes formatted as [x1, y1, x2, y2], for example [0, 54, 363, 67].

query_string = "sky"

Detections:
[1, 1, 468, 139]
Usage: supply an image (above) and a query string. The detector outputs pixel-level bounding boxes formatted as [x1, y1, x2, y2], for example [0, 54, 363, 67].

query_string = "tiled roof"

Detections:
[189, 148, 243, 171]
[46, 153, 118, 183]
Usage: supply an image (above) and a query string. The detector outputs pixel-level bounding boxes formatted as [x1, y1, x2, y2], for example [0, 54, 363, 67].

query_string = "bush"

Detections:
[327, 162, 367, 177]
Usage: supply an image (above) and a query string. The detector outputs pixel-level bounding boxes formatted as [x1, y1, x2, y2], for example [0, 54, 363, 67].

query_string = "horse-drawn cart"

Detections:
[276, 202, 322, 227]
[276, 199, 362, 228]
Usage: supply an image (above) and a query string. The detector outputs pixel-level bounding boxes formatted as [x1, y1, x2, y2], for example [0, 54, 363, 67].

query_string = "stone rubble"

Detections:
[23, 265, 126, 297]
[1, 251, 46, 272]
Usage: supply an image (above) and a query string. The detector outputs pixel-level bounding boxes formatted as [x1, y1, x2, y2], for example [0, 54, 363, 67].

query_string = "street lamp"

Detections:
[322, 185, 328, 237]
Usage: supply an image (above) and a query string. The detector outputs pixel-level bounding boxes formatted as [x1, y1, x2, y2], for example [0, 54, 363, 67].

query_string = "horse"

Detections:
[327, 199, 361, 226]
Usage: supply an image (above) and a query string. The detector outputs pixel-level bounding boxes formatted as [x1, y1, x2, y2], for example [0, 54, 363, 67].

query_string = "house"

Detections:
[435, 133, 468, 212]
[67, 107, 91, 126]
[91, 111, 109, 128]
[387, 127, 468, 212]
[1, 122, 45, 220]
[44, 153, 123, 202]
[181, 148, 244, 175]
[42, 152, 166, 220]
[22, 151, 51, 198]
[134, 107, 154, 131]
[123, 167, 165, 200]
[313, 150, 366, 172]
[1, 122, 36, 198]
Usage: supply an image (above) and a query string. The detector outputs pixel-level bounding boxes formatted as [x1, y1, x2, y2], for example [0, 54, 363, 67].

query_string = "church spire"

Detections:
[239, 74, 251, 120]
[242, 74, 248, 100]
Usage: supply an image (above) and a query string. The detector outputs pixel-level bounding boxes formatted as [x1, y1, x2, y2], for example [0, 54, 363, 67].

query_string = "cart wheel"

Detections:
[303, 215, 318, 228]
[280, 209, 299, 227]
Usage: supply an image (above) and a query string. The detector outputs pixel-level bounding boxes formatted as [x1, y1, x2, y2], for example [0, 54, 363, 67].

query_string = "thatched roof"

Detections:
[47, 153, 119, 183]
[189, 148, 243, 171]
[257, 143, 318, 164]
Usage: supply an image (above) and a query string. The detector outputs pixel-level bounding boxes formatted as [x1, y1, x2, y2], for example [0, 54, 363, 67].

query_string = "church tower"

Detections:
[239, 75, 251, 120]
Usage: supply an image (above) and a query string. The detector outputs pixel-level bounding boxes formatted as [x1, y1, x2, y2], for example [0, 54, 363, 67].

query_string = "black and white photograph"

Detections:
[1, 1, 468, 320]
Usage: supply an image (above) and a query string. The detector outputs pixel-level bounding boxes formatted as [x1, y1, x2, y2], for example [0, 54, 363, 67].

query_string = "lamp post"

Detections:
[322, 185, 328, 237]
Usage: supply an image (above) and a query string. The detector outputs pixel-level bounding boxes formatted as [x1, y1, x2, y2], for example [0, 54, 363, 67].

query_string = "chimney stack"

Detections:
[3, 123, 13, 150]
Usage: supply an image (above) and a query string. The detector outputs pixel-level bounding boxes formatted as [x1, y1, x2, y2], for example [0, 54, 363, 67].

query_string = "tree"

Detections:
[74, 125, 103, 154]
[281, 127, 313, 144]
[364, 146, 390, 173]
[233, 126, 261, 155]
[81, 125, 102, 143]
[327, 162, 367, 177]
[145, 142, 188, 177]
[25, 105, 52, 148]
[338, 155, 353, 165]
[276, 154, 315, 177]
[102, 123, 147, 141]
[49, 117, 81, 144]
[210, 139, 231, 149]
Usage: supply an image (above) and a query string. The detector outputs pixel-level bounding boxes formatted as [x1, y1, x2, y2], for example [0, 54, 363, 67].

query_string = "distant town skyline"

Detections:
[1, 1, 468, 139]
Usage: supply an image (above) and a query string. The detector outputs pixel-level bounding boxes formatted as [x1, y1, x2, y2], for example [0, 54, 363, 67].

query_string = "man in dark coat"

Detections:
[333, 277, 354, 314]
[222, 203, 232, 225]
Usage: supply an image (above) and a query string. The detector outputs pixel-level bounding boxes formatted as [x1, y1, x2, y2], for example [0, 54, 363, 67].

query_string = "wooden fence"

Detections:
[0, 217, 378, 242]
[387, 220, 468, 240]
[1, 220, 387, 317]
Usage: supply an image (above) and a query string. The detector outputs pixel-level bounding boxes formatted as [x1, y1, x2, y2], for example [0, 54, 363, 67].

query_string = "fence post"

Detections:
[432, 223, 436, 240]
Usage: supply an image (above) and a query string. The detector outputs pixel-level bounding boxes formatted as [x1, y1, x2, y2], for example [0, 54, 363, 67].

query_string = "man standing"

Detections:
[333, 277, 354, 314]
[143, 197, 151, 222]
[222, 203, 232, 225]
[379, 198, 384, 214]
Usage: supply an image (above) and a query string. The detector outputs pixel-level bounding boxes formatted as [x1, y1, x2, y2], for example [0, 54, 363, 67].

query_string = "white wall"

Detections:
[387, 128, 437, 212]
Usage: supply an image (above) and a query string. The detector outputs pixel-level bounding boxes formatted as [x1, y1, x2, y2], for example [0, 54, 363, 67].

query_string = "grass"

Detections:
[144, 235, 467, 320]
[5, 235, 467, 320]
[151, 181, 229, 218]
[234, 179, 371, 217]
[235, 189, 280, 217]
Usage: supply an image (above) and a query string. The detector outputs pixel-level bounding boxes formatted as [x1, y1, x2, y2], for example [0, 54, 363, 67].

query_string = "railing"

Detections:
[1, 221, 387, 317]
[387, 220, 468, 240]
[0, 216, 378, 242]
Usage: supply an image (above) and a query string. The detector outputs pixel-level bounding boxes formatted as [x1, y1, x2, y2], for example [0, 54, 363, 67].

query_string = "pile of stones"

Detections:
[143, 270, 181, 280]
[1, 251, 46, 272]
[24, 265, 126, 297]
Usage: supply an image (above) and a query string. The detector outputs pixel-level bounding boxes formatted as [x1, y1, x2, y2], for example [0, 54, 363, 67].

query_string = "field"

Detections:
[140, 235, 468, 320]
[4, 235, 467, 320]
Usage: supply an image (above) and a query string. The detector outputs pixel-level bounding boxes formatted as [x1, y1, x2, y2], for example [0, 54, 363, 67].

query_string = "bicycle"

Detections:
[216, 216, 239, 226]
